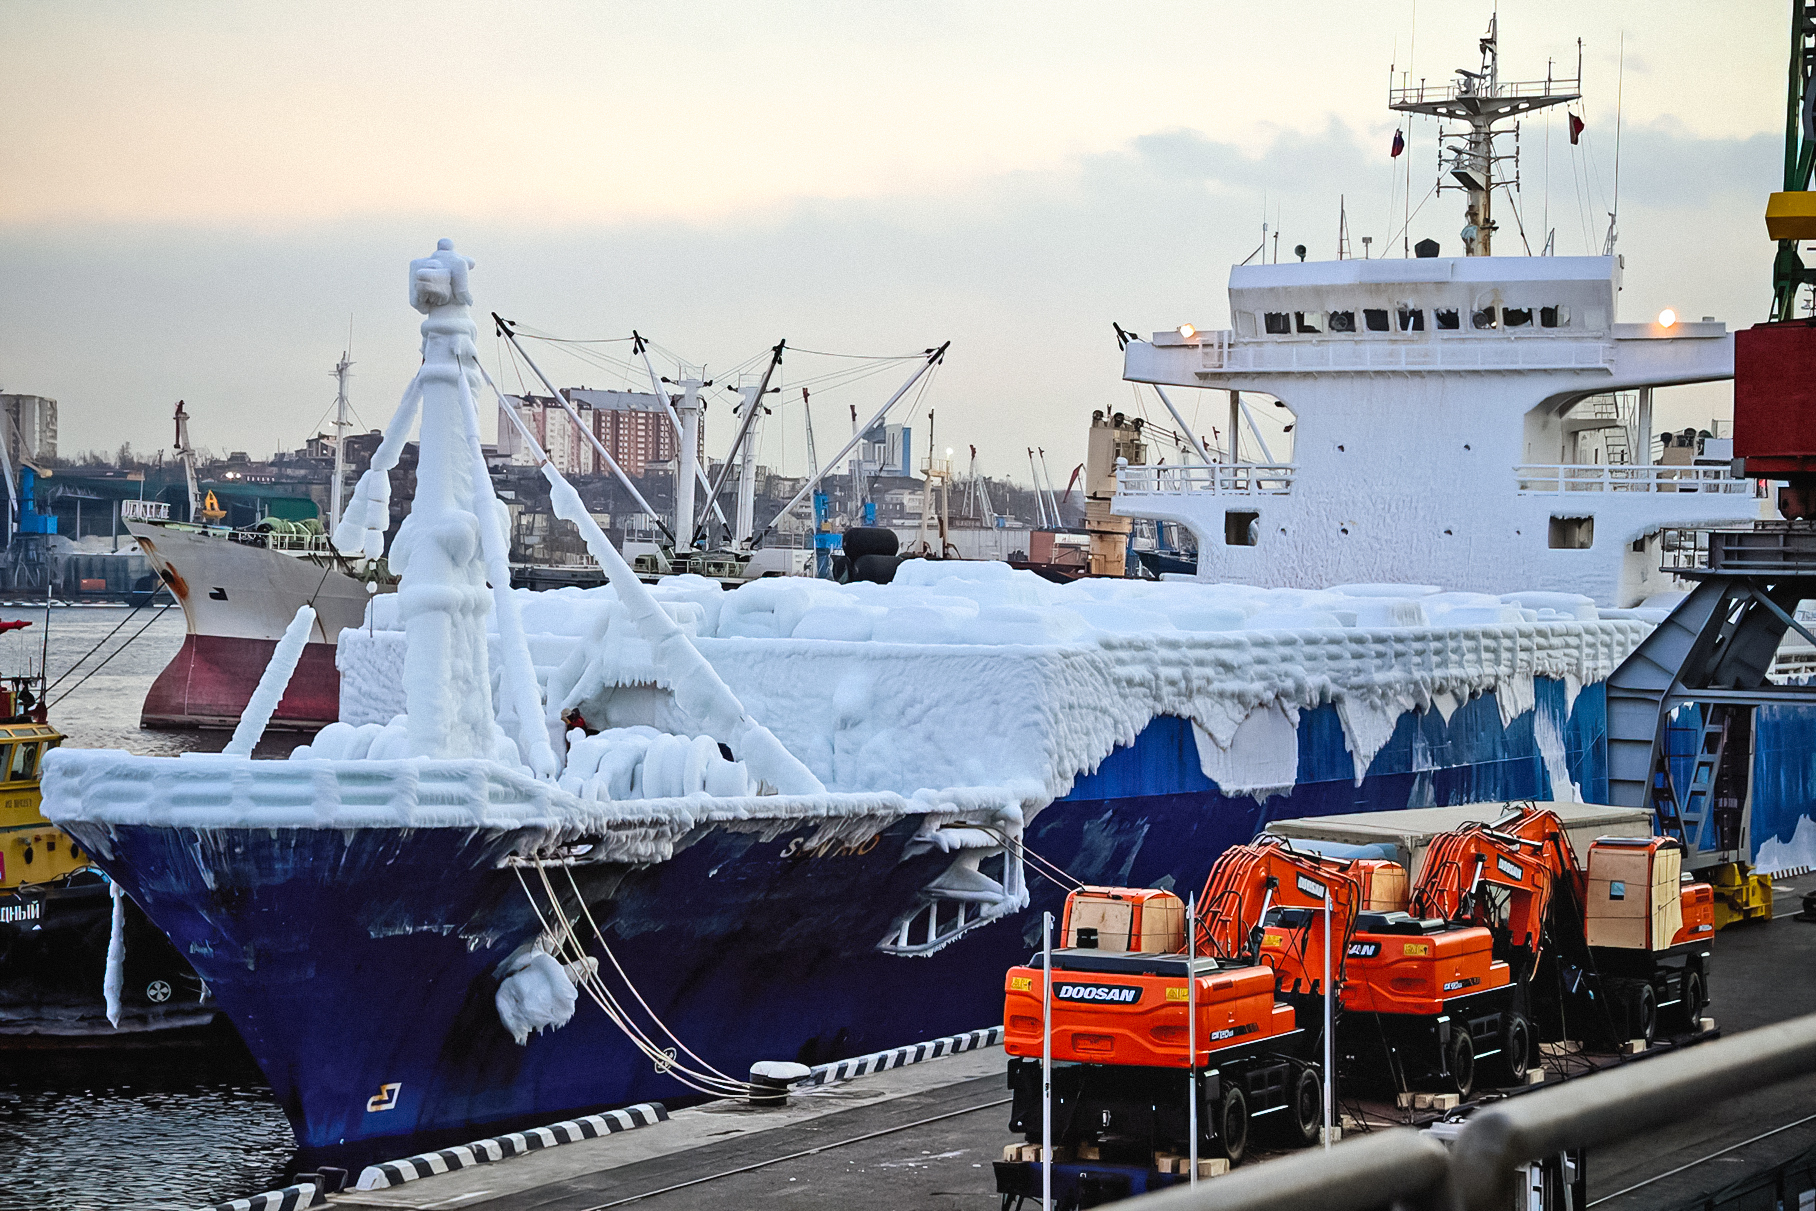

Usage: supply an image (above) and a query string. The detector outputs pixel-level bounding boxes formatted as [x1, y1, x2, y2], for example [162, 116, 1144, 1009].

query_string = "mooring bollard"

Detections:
[748, 1061, 812, 1107]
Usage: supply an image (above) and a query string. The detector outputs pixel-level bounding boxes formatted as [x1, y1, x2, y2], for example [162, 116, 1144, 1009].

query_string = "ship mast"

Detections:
[1389, 15, 1578, 256]
[173, 400, 201, 523]
[329, 352, 352, 533]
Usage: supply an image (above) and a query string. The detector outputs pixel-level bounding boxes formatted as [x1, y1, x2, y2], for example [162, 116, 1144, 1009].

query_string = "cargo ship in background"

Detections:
[130, 382, 395, 730]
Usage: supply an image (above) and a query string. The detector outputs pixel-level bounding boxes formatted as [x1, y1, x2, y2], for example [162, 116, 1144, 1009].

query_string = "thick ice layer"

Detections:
[494, 949, 578, 1045]
[41, 747, 1027, 866]
[339, 561, 1648, 801]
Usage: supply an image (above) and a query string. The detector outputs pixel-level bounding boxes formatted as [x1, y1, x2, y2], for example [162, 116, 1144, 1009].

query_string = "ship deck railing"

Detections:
[119, 500, 171, 522]
[1516, 464, 1752, 496]
[1161, 329, 1616, 375]
[1389, 75, 1582, 108]
[1115, 463, 1296, 497]
[225, 530, 336, 554]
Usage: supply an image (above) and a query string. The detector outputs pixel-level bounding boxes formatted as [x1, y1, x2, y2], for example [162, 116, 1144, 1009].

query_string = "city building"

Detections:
[498, 390, 682, 478]
[0, 394, 58, 468]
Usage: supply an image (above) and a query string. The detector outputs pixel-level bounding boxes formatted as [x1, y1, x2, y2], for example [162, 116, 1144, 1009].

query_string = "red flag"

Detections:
[1390, 128, 1405, 158]
[1569, 113, 1584, 145]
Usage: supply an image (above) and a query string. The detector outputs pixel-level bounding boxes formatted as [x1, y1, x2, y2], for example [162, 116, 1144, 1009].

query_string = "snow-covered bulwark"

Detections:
[40, 749, 1029, 868]
[338, 564, 1649, 802]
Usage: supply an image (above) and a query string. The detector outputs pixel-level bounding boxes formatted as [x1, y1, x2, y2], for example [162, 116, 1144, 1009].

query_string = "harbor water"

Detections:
[0, 604, 295, 1211]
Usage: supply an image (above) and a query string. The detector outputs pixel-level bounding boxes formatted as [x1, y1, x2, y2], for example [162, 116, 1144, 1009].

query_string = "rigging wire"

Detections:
[46, 595, 159, 692]
[48, 605, 176, 708]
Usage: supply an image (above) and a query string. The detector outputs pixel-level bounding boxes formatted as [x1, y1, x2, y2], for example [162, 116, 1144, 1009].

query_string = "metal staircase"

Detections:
[1590, 394, 1633, 465]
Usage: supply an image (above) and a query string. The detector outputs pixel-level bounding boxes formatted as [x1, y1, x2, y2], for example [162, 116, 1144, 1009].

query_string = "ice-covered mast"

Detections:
[333, 240, 555, 774]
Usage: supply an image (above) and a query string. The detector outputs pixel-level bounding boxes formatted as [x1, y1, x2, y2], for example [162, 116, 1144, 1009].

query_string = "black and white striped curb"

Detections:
[354, 1102, 667, 1190]
[196, 1181, 320, 1211]
[796, 1025, 1004, 1088]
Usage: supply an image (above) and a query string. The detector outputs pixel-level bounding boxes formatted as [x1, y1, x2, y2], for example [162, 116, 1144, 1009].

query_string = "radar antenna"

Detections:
[1389, 14, 1579, 256]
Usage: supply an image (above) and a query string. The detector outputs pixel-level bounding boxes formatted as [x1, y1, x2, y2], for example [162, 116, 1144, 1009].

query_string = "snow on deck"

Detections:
[338, 560, 1652, 801]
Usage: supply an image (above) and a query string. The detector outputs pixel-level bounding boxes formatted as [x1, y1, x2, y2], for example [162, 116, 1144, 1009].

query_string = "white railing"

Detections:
[1389, 76, 1579, 107]
[1515, 464, 1753, 495]
[1116, 463, 1296, 497]
[119, 499, 171, 522]
[1221, 339, 1613, 375]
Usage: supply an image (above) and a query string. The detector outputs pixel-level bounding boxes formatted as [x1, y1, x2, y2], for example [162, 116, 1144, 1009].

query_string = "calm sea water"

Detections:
[0, 604, 297, 1211]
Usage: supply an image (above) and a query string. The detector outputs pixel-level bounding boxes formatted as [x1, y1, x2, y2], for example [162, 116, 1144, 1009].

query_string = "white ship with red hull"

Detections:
[129, 511, 385, 729]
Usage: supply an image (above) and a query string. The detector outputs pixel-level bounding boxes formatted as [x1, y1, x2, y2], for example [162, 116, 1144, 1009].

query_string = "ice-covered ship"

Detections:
[38, 233, 1698, 1155]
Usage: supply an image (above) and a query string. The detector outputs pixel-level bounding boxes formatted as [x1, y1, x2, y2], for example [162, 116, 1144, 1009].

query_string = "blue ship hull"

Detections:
[73, 677, 1608, 1155]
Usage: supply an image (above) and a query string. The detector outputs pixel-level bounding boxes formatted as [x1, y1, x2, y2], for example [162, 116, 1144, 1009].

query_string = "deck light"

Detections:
[1658, 308, 1677, 328]
[1178, 324, 1196, 339]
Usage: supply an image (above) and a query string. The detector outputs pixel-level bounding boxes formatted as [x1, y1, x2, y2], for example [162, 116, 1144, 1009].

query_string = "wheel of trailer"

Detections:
[1493, 1014, 1531, 1086]
[1628, 982, 1658, 1046]
[1676, 969, 1707, 1031]
[1283, 1066, 1322, 1147]
[1216, 1085, 1250, 1166]
[1445, 1031, 1475, 1100]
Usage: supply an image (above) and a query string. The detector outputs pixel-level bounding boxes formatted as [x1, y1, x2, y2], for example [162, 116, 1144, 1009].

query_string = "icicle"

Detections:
[456, 361, 556, 777]
[104, 882, 124, 1028]
[331, 371, 423, 559]
[224, 606, 316, 757]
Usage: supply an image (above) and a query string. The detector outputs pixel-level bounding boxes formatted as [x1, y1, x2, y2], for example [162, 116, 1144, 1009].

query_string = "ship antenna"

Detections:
[1389, 11, 1577, 256]
[1604, 32, 1625, 255]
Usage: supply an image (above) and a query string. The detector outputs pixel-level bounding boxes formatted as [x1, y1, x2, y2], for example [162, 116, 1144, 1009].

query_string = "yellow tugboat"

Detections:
[0, 648, 217, 1045]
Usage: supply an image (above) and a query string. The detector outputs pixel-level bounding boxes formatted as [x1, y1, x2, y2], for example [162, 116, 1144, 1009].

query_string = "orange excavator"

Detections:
[1000, 838, 1388, 1169]
[1337, 810, 1564, 1096]
[1338, 805, 1717, 1096]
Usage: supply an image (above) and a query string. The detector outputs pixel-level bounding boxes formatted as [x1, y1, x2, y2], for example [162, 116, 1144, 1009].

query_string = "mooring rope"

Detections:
[512, 860, 755, 1098]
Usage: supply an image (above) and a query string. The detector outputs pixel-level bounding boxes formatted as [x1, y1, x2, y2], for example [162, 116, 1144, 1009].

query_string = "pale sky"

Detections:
[0, 1, 1790, 480]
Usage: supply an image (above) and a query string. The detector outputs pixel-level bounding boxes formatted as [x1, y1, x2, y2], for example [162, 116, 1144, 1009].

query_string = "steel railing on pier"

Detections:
[1122, 1012, 1816, 1211]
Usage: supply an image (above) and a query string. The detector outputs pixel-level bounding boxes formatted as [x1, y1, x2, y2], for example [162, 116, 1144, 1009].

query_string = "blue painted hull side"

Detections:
[1659, 698, 1815, 865]
[79, 677, 1607, 1154]
[1753, 701, 1816, 858]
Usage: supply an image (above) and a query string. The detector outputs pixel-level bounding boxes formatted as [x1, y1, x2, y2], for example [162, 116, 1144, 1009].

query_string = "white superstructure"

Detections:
[1116, 21, 1755, 607]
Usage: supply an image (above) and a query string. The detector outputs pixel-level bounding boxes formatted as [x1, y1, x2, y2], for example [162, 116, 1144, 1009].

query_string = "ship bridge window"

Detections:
[10, 742, 39, 781]
[1503, 307, 1533, 328]
[1540, 306, 1571, 328]
[1434, 309, 1460, 330]
[1264, 312, 1292, 335]
[1363, 308, 1391, 332]
[1472, 307, 1499, 330]
[1327, 310, 1356, 333]
[1294, 312, 1324, 334]
[1398, 308, 1425, 332]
